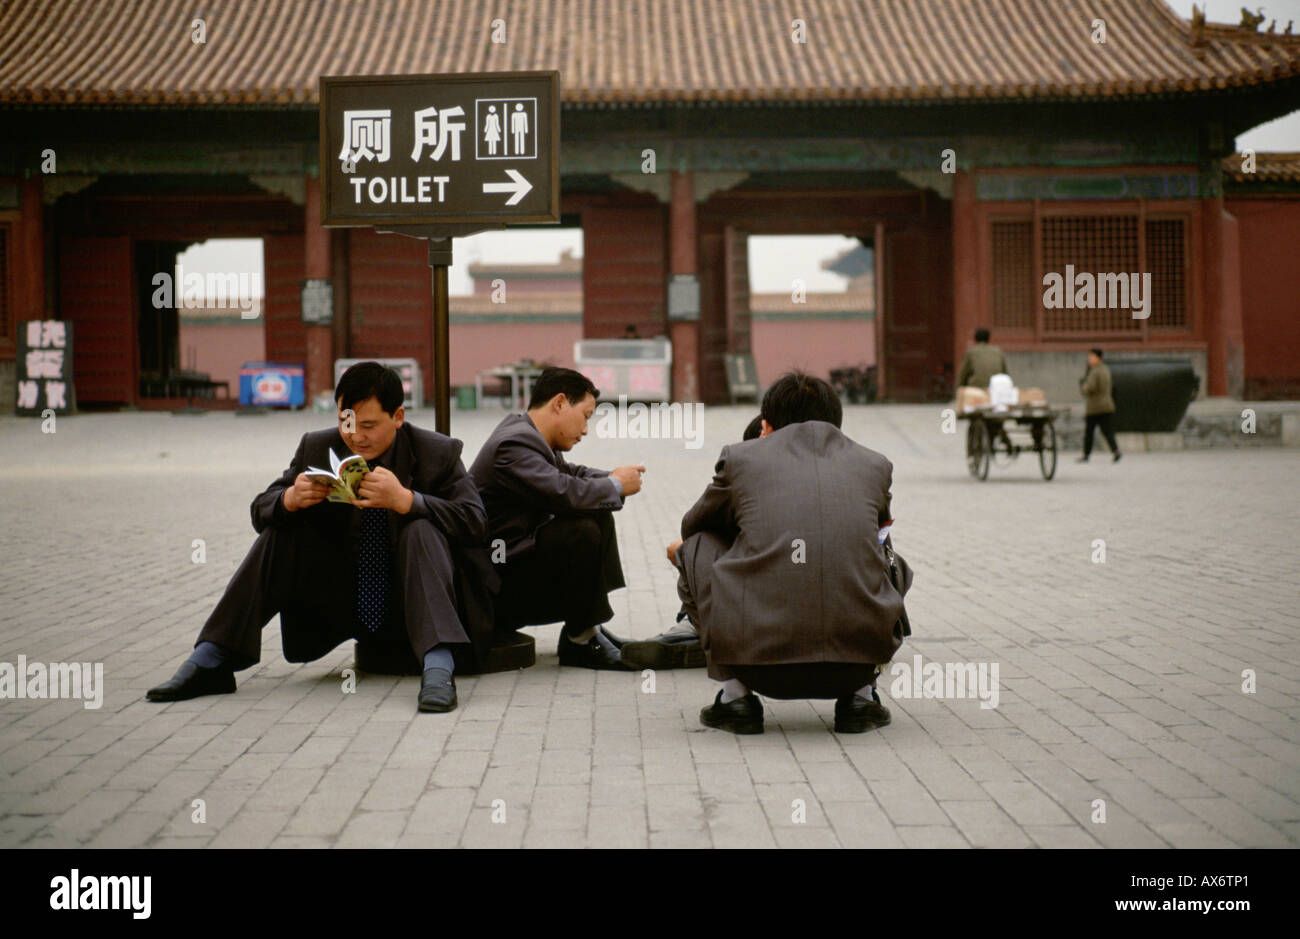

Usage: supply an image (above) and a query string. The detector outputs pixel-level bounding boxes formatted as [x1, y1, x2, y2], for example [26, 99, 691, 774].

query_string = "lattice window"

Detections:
[987, 211, 1191, 337]
[1145, 218, 1188, 328]
[1040, 215, 1141, 334]
[991, 219, 1033, 330]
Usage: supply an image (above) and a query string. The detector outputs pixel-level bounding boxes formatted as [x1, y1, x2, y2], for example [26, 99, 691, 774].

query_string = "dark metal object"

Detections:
[1106, 358, 1200, 433]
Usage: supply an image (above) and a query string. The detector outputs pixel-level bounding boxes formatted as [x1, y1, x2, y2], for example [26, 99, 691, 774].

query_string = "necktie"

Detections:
[357, 507, 391, 632]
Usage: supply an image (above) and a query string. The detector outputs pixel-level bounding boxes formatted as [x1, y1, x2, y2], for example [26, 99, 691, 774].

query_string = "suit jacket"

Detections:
[250, 421, 500, 663]
[680, 420, 905, 667]
[957, 343, 1008, 389]
[1080, 362, 1116, 415]
[468, 412, 623, 558]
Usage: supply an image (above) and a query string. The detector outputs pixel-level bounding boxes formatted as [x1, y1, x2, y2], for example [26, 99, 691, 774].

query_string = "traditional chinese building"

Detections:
[1, 0, 1298, 412]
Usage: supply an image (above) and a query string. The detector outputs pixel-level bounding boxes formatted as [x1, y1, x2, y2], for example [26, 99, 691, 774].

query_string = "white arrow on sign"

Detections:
[482, 169, 533, 206]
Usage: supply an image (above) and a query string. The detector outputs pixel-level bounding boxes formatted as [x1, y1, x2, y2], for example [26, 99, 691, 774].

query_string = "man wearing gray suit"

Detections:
[668, 371, 906, 734]
[469, 367, 645, 670]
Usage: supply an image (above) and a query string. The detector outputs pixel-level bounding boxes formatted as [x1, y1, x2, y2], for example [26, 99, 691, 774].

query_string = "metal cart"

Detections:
[960, 403, 1060, 481]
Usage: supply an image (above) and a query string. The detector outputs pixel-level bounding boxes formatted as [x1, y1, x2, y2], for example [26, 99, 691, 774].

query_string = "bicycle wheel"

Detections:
[1038, 419, 1057, 480]
[967, 418, 990, 480]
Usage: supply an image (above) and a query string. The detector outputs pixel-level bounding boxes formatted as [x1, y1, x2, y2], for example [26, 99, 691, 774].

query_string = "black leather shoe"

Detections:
[620, 628, 705, 669]
[700, 690, 764, 734]
[418, 668, 457, 712]
[557, 630, 632, 670]
[145, 661, 236, 702]
[833, 690, 891, 733]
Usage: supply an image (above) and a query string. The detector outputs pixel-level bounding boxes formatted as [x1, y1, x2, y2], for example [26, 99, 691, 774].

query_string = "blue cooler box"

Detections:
[239, 362, 306, 407]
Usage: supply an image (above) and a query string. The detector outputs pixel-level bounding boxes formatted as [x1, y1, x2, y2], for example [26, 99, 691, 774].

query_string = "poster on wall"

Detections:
[16, 320, 75, 417]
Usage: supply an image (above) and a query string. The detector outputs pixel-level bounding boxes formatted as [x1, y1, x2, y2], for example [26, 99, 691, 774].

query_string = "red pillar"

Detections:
[303, 174, 334, 403]
[14, 178, 45, 323]
[669, 169, 700, 402]
[1203, 195, 1244, 397]
[951, 169, 979, 377]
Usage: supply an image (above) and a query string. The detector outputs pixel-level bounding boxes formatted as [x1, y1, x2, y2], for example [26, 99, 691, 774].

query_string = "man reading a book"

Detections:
[146, 361, 488, 713]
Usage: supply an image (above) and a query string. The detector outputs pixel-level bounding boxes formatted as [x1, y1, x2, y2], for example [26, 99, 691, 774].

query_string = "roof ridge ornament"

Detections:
[1190, 4, 1207, 47]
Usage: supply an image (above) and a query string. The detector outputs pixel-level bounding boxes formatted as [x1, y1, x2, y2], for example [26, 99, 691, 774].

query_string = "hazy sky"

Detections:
[184, 0, 1300, 298]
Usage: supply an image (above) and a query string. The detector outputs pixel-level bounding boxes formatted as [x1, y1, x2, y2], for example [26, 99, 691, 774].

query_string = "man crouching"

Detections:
[667, 371, 906, 734]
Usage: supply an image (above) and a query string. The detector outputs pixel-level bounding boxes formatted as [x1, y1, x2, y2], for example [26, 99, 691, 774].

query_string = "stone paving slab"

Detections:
[1, 403, 1297, 848]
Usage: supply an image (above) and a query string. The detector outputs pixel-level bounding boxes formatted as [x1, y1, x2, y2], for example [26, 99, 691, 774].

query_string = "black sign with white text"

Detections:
[319, 70, 560, 228]
[16, 319, 75, 416]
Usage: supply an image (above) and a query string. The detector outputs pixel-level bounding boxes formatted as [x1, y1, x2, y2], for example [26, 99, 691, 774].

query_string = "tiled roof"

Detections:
[1222, 151, 1300, 183]
[750, 291, 874, 313]
[177, 300, 264, 320]
[445, 292, 873, 315]
[1, 0, 1298, 106]
[450, 294, 581, 314]
[468, 253, 583, 278]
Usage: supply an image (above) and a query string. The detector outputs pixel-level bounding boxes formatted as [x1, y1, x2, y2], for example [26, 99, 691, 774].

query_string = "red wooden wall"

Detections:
[262, 233, 307, 368]
[58, 236, 136, 405]
[581, 204, 667, 339]
[1227, 198, 1300, 399]
[347, 229, 434, 398]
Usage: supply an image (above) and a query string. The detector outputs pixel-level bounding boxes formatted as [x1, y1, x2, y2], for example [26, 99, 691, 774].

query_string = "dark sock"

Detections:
[422, 646, 455, 675]
[187, 641, 232, 669]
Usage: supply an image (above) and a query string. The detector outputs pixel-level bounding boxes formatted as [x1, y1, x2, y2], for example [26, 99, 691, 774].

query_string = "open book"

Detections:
[304, 448, 370, 505]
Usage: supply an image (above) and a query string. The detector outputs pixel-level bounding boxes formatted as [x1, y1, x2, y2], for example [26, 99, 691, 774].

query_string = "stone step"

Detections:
[1050, 408, 1300, 450]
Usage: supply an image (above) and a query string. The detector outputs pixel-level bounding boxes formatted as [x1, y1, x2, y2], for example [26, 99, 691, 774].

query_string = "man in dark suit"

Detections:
[146, 362, 488, 713]
[667, 371, 905, 734]
[469, 367, 643, 670]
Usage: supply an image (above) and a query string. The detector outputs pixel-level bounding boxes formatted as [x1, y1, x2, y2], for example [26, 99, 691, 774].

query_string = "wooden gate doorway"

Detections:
[697, 187, 953, 403]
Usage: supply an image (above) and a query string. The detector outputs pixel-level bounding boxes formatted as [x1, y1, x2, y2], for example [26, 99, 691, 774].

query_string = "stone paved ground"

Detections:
[2, 403, 1298, 848]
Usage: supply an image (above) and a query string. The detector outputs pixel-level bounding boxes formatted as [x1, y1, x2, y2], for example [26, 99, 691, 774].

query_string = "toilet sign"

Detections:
[319, 70, 559, 228]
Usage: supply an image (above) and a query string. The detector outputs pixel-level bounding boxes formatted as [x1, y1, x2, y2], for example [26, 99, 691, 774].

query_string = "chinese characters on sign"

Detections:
[16, 320, 75, 415]
[320, 71, 559, 227]
[318, 71, 559, 437]
[301, 279, 334, 325]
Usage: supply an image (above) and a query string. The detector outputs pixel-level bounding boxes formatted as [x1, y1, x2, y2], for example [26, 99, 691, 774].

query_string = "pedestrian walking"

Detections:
[1077, 348, 1121, 463]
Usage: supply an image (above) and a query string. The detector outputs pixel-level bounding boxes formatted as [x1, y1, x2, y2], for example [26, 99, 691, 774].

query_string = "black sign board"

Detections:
[724, 353, 761, 403]
[319, 70, 560, 228]
[16, 319, 75, 416]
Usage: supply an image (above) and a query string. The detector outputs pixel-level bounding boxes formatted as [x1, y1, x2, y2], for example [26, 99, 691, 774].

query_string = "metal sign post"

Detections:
[319, 70, 560, 434]
[430, 237, 451, 430]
